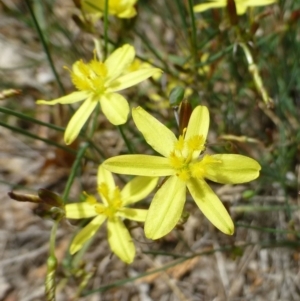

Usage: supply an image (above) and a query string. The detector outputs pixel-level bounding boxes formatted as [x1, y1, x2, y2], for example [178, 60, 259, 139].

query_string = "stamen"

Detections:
[111, 187, 122, 208]
[174, 135, 185, 151]
[177, 168, 190, 181]
[98, 183, 110, 201]
[190, 161, 205, 178]
[169, 151, 184, 169]
[84, 192, 98, 205]
[187, 135, 205, 152]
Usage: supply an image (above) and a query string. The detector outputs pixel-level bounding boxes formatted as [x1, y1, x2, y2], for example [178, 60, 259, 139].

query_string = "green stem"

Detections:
[133, 29, 172, 74]
[103, 0, 109, 59]
[236, 223, 300, 235]
[0, 106, 65, 132]
[0, 106, 105, 161]
[62, 142, 90, 203]
[118, 125, 134, 153]
[24, 0, 65, 95]
[175, 0, 188, 36]
[45, 220, 60, 301]
[0, 121, 76, 155]
[83, 239, 300, 295]
[187, 0, 198, 72]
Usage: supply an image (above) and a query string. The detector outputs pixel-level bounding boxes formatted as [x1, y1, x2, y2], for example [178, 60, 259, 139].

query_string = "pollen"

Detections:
[96, 184, 123, 218]
[85, 193, 98, 205]
[187, 135, 205, 152]
[110, 187, 122, 209]
[177, 168, 190, 181]
[174, 135, 185, 151]
[169, 151, 184, 169]
[70, 59, 107, 94]
[89, 60, 107, 78]
[190, 161, 205, 178]
[94, 203, 105, 214]
[98, 183, 110, 201]
[169, 134, 207, 182]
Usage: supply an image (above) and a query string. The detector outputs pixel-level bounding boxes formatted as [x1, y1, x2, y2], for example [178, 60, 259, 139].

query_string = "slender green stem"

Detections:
[236, 223, 300, 235]
[62, 142, 90, 203]
[0, 107, 105, 161]
[24, 0, 65, 95]
[0, 106, 65, 132]
[239, 42, 273, 108]
[118, 125, 134, 153]
[49, 220, 59, 258]
[175, 0, 188, 36]
[45, 219, 60, 301]
[133, 29, 172, 74]
[87, 139, 106, 160]
[195, 44, 234, 68]
[0, 121, 76, 155]
[187, 0, 198, 71]
[233, 205, 300, 213]
[83, 239, 300, 295]
[103, 0, 109, 59]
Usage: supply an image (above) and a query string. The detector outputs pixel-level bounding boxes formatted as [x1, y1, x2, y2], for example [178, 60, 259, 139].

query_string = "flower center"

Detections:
[87, 183, 123, 218]
[70, 58, 108, 95]
[169, 134, 206, 181]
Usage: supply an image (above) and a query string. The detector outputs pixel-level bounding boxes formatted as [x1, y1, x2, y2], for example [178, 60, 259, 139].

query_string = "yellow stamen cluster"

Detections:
[95, 183, 123, 218]
[169, 134, 206, 181]
[70, 59, 107, 95]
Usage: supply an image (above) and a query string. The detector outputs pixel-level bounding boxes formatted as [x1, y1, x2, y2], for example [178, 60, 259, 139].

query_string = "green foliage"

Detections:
[2, 0, 300, 300]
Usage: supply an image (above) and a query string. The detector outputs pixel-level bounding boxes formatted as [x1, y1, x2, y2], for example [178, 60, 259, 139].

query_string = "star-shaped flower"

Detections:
[37, 44, 161, 145]
[65, 165, 158, 263]
[103, 106, 261, 239]
[82, 0, 138, 19]
[194, 0, 277, 15]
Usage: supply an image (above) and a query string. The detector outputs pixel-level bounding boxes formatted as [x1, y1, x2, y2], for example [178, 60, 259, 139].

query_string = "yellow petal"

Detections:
[204, 154, 261, 184]
[118, 208, 148, 222]
[132, 106, 177, 157]
[194, 1, 226, 13]
[107, 218, 135, 263]
[64, 96, 98, 145]
[103, 155, 174, 176]
[235, 4, 247, 14]
[185, 105, 210, 143]
[247, 0, 277, 5]
[36, 91, 88, 105]
[111, 68, 162, 92]
[82, 0, 138, 18]
[121, 176, 158, 205]
[97, 164, 115, 190]
[145, 176, 186, 239]
[194, 0, 276, 15]
[70, 215, 106, 254]
[187, 178, 234, 235]
[100, 93, 129, 125]
[117, 6, 137, 18]
[105, 44, 135, 81]
[65, 203, 97, 219]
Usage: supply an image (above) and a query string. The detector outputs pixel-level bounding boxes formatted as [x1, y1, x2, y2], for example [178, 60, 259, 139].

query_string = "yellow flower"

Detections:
[65, 165, 158, 263]
[103, 106, 261, 239]
[81, 0, 138, 19]
[194, 0, 277, 15]
[37, 44, 161, 145]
